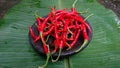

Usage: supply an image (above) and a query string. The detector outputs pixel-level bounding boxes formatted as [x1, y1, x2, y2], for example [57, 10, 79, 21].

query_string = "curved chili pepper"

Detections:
[75, 24, 89, 52]
[70, 29, 81, 47]
[29, 27, 36, 39]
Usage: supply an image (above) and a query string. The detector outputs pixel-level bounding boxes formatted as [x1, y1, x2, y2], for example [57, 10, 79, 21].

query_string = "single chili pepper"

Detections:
[84, 22, 92, 33]
[44, 25, 54, 36]
[40, 16, 50, 32]
[29, 27, 36, 39]
[38, 32, 50, 68]
[70, 29, 81, 47]
[43, 44, 49, 54]
[75, 24, 89, 52]
[36, 17, 41, 26]
[34, 36, 40, 43]
[36, 14, 53, 68]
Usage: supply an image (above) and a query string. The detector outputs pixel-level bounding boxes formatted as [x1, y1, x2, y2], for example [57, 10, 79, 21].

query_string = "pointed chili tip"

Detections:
[75, 40, 88, 52]
[29, 26, 36, 39]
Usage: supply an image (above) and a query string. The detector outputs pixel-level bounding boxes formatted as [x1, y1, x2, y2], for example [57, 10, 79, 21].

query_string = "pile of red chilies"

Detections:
[29, 7, 92, 68]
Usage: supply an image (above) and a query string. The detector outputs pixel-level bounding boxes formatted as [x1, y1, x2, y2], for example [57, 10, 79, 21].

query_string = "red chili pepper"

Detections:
[39, 32, 50, 68]
[44, 25, 54, 36]
[70, 29, 81, 47]
[51, 25, 60, 54]
[62, 19, 70, 48]
[43, 44, 49, 54]
[34, 36, 40, 43]
[75, 24, 89, 52]
[84, 22, 92, 33]
[36, 17, 41, 26]
[29, 27, 36, 39]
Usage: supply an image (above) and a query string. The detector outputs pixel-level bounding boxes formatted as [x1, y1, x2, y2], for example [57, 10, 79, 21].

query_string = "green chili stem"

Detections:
[38, 54, 50, 68]
[84, 14, 94, 21]
[52, 48, 62, 62]
[34, 10, 41, 18]
[72, 0, 78, 8]
[46, 35, 50, 42]
[38, 33, 50, 68]
[67, 28, 73, 35]
[75, 40, 88, 52]
[40, 32, 46, 45]
[66, 42, 71, 50]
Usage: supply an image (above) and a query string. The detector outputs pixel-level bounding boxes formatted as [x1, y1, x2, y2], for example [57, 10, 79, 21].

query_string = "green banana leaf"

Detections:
[0, 0, 120, 68]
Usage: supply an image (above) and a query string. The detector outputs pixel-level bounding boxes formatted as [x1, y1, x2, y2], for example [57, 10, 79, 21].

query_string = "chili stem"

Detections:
[34, 10, 41, 18]
[72, 0, 78, 8]
[40, 32, 46, 45]
[38, 54, 50, 68]
[46, 35, 50, 42]
[84, 14, 93, 21]
[66, 42, 71, 50]
[75, 40, 88, 52]
[52, 48, 62, 62]
[67, 28, 73, 35]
